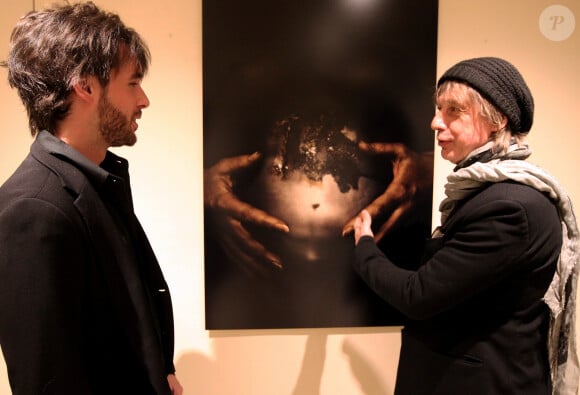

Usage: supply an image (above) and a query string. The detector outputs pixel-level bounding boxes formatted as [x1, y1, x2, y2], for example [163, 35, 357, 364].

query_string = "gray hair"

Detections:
[435, 80, 527, 155]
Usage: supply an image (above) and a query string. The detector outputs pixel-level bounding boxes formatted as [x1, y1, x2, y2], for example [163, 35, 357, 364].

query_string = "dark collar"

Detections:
[36, 130, 129, 187]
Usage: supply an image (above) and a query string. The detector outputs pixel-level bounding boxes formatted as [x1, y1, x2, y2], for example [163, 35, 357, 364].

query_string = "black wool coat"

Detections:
[0, 133, 175, 395]
[354, 180, 562, 395]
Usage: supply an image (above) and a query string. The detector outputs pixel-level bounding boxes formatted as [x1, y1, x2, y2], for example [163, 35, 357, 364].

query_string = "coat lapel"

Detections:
[31, 141, 170, 394]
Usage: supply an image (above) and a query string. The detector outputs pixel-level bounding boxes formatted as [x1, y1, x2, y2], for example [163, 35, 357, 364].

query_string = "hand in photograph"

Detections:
[204, 152, 290, 276]
[342, 142, 433, 242]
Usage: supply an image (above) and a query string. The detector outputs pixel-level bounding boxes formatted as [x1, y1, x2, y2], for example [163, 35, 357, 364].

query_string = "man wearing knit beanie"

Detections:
[437, 57, 534, 134]
[352, 56, 579, 394]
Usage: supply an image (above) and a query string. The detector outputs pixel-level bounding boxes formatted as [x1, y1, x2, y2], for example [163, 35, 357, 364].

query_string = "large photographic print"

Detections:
[203, 0, 438, 329]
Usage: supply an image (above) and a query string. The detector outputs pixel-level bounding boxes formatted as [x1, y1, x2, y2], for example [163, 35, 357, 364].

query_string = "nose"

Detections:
[431, 111, 445, 132]
[138, 86, 150, 109]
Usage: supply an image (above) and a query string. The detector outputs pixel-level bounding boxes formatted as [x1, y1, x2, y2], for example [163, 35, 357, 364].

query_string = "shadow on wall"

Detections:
[342, 338, 390, 395]
[176, 333, 392, 395]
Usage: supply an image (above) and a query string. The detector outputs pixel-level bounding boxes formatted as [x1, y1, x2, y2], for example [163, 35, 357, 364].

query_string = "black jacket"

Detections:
[0, 132, 175, 394]
[354, 180, 562, 394]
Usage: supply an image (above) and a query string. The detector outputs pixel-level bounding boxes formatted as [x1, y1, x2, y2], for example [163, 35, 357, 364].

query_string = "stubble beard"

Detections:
[98, 93, 137, 147]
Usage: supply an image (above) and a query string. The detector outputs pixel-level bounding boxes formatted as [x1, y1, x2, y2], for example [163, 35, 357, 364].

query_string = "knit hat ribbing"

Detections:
[437, 57, 534, 134]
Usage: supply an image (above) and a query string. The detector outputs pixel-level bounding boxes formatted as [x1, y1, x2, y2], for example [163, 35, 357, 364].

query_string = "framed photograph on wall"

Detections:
[203, 0, 438, 329]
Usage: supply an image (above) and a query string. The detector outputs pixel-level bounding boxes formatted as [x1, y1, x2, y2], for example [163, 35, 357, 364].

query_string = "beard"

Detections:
[98, 93, 137, 147]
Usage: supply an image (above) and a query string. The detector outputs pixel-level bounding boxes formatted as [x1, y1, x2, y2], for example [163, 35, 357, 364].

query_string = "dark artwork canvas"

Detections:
[203, 0, 438, 329]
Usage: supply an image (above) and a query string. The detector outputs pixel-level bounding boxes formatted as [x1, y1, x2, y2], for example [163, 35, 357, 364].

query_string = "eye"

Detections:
[446, 105, 465, 116]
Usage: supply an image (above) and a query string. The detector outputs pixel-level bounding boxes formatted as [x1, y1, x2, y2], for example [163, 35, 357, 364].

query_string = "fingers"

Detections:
[227, 216, 283, 268]
[347, 199, 413, 245]
[205, 152, 289, 275]
[166, 374, 183, 395]
[342, 197, 386, 236]
[353, 209, 374, 245]
[203, 153, 260, 203]
[217, 193, 289, 233]
[360, 209, 372, 223]
[221, 235, 274, 277]
[352, 216, 362, 245]
[220, 217, 284, 276]
[205, 152, 289, 233]
[341, 218, 355, 237]
[374, 201, 412, 242]
[357, 182, 406, 225]
[212, 152, 262, 173]
[208, 189, 290, 233]
[358, 209, 372, 233]
[358, 141, 409, 157]
[342, 179, 410, 239]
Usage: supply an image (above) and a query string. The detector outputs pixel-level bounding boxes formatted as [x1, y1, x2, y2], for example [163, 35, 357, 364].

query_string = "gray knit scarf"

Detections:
[439, 143, 579, 395]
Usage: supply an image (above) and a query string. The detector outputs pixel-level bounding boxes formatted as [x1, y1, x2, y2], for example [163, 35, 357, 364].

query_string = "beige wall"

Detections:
[0, 0, 578, 394]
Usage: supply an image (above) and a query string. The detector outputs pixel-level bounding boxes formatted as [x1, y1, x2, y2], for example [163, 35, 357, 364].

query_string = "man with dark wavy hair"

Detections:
[0, 2, 182, 394]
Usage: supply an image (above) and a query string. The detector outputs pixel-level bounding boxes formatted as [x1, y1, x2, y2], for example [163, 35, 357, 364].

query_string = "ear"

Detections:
[500, 115, 508, 130]
[72, 76, 98, 102]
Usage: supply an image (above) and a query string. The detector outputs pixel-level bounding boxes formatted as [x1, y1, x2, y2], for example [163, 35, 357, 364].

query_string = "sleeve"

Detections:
[0, 197, 93, 394]
[353, 199, 531, 320]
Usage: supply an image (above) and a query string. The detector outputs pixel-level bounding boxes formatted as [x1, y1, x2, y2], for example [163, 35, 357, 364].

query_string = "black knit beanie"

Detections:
[437, 57, 534, 134]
